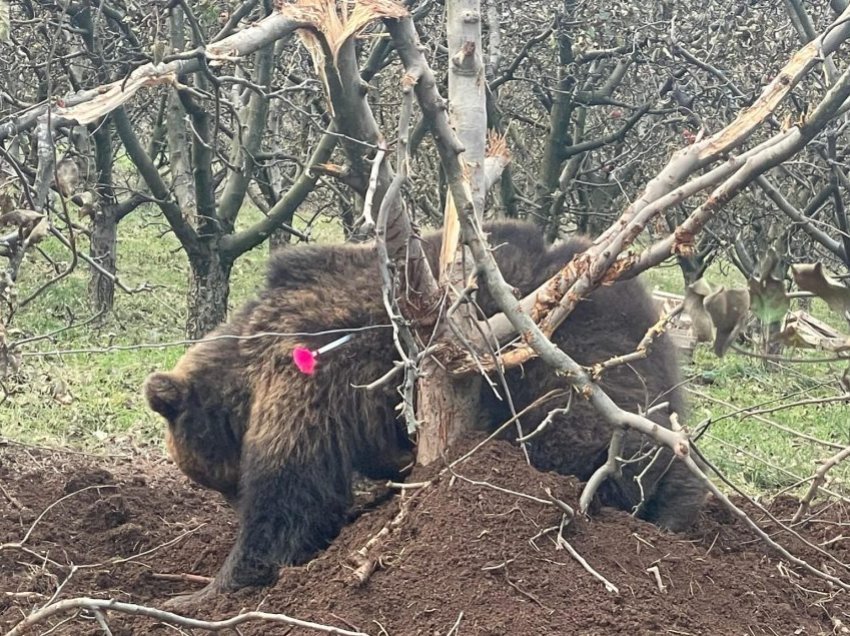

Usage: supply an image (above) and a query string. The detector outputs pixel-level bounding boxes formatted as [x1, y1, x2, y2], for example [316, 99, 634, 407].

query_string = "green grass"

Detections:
[641, 259, 850, 497]
[1, 204, 330, 450]
[3, 213, 848, 499]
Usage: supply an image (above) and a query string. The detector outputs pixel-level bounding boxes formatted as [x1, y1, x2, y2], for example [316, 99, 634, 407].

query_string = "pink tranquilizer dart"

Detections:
[292, 334, 354, 375]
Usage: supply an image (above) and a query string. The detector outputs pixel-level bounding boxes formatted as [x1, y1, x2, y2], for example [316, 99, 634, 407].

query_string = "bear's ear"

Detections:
[144, 372, 187, 420]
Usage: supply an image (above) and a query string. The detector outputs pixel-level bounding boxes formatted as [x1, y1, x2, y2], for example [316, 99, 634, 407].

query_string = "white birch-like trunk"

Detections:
[416, 0, 488, 465]
[447, 0, 487, 216]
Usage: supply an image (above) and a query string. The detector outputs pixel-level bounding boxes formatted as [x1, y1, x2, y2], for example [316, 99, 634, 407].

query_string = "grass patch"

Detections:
[3, 214, 848, 499]
[642, 259, 849, 496]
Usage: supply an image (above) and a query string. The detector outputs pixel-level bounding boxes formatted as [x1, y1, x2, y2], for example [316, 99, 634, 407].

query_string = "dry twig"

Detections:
[4, 597, 369, 636]
[555, 515, 618, 595]
[646, 565, 668, 594]
[793, 445, 850, 523]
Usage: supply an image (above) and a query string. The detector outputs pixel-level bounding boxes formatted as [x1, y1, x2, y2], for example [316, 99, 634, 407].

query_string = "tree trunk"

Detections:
[88, 206, 118, 312]
[533, 0, 576, 226]
[186, 251, 232, 339]
[88, 120, 119, 313]
[416, 372, 481, 464]
[415, 0, 488, 465]
[166, 8, 197, 219]
[269, 227, 292, 252]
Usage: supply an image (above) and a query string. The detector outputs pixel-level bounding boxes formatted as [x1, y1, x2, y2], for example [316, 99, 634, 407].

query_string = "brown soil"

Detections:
[1, 435, 848, 636]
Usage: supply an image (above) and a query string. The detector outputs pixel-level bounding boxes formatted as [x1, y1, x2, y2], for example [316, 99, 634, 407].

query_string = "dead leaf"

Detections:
[55, 159, 80, 198]
[704, 287, 750, 357]
[683, 278, 714, 342]
[0, 209, 43, 228]
[777, 312, 850, 352]
[51, 378, 74, 405]
[792, 263, 850, 316]
[78, 203, 96, 220]
[0, 192, 14, 214]
[748, 274, 789, 324]
[25, 217, 49, 245]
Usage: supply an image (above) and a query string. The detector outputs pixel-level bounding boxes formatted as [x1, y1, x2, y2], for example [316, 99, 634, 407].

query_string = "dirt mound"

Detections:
[1, 436, 848, 635]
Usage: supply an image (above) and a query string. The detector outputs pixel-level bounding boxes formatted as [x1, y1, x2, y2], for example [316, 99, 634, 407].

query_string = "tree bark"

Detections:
[410, 0, 489, 465]
[88, 206, 117, 312]
[186, 249, 232, 340]
[166, 7, 197, 219]
[534, 0, 576, 227]
[88, 121, 119, 313]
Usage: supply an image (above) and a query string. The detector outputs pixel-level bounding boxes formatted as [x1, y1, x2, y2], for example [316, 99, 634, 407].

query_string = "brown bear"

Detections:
[144, 221, 706, 605]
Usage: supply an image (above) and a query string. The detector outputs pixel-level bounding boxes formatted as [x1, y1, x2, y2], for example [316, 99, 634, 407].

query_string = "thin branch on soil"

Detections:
[555, 514, 619, 594]
[92, 608, 113, 636]
[347, 488, 423, 586]
[528, 525, 560, 551]
[483, 561, 554, 613]
[387, 480, 431, 489]
[4, 598, 370, 636]
[645, 565, 667, 594]
[150, 573, 214, 585]
[3, 592, 45, 600]
[0, 480, 23, 509]
[557, 536, 619, 595]
[95, 524, 206, 568]
[579, 429, 626, 516]
[0, 484, 117, 553]
[792, 445, 850, 523]
[684, 449, 850, 590]
[446, 611, 463, 636]
[447, 467, 554, 506]
[543, 487, 575, 521]
[43, 565, 78, 609]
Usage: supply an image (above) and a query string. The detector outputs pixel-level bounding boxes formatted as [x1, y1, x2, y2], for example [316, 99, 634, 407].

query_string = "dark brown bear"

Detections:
[144, 221, 706, 605]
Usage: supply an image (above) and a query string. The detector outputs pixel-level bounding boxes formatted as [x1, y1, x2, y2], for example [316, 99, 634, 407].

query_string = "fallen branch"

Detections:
[0, 484, 117, 553]
[347, 488, 424, 586]
[555, 515, 618, 594]
[683, 451, 850, 591]
[645, 565, 667, 594]
[793, 445, 850, 523]
[0, 480, 22, 509]
[4, 597, 369, 636]
[149, 573, 214, 585]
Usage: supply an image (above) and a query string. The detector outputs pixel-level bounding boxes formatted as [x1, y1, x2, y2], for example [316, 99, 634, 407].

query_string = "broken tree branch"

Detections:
[4, 598, 368, 636]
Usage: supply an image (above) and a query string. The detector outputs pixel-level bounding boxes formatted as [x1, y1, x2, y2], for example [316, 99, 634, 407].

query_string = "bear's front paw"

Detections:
[162, 581, 223, 611]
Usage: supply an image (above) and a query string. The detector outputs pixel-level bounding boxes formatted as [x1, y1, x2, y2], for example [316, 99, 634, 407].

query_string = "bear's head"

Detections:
[144, 370, 243, 504]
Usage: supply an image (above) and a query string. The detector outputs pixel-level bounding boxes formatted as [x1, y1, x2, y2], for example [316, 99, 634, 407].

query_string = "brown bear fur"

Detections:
[144, 221, 706, 604]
